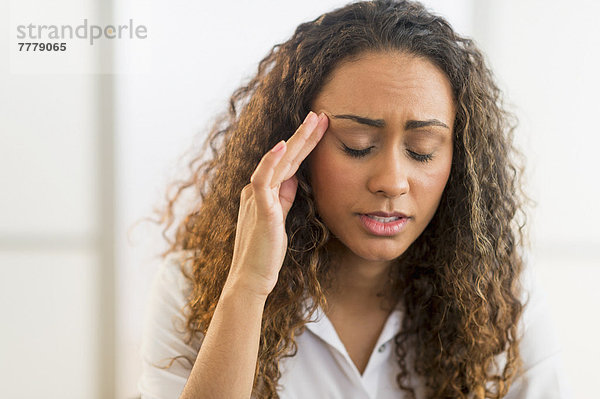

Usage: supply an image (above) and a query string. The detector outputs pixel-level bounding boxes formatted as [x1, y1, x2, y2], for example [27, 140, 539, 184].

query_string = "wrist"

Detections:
[222, 278, 271, 304]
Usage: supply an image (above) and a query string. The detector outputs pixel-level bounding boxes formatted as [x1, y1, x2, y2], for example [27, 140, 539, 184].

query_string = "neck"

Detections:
[324, 239, 396, 310]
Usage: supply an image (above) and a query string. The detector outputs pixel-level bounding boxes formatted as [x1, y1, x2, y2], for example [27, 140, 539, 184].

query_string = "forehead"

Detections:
[312, 51, 455, 124]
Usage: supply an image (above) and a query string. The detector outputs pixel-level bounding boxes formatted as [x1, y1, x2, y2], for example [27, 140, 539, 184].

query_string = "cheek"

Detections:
[413, 161, 452, 208]
[309, 147, 360, 210]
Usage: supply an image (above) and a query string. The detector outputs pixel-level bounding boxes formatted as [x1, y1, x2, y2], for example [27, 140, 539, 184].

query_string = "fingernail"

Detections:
[304, 111, 317, 124]
[271, 140, 285, 153]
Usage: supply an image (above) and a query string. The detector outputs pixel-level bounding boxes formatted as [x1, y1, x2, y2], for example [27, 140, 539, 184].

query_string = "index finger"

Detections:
[272, 112, 328, 185]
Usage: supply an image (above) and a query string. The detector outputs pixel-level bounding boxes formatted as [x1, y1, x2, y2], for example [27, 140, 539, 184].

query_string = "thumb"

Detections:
[279, 175, 298, 218]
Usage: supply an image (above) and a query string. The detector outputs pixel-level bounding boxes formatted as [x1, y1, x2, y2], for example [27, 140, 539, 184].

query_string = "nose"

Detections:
[366, 148, 410, 198]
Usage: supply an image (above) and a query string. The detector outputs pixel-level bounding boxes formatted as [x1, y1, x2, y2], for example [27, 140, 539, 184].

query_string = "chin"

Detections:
[349, 243, 408, 262]
[361, 252, 404, 263]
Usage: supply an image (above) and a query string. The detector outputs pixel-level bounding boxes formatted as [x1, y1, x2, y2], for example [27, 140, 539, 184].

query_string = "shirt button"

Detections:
[378, 344, 386, 353]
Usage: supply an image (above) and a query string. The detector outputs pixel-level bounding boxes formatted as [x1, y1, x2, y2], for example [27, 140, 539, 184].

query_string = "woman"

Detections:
[138, 1, 568, 398]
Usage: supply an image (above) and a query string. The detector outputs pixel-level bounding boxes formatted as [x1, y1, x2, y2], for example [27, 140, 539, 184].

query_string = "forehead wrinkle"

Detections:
[312, 53, 456, 134]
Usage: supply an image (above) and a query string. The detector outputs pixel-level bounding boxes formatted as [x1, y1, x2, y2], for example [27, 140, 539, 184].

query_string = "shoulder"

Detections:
[138, 250, 202, 399]
[144, 250, 196, 330]
[503, 258, 572, 398]
[153, 250, 195, 301]
[144, 249, 199, 341]
[517, 260, 560, 365]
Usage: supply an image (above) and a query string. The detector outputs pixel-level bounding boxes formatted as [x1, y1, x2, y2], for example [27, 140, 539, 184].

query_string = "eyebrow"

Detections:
[331, 114, 450, 130]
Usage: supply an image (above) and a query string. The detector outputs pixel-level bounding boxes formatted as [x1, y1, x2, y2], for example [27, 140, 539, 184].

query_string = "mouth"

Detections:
[358, 213, 410, 236]
[361, 210, 410, 219]
[362, 214, 406, 223]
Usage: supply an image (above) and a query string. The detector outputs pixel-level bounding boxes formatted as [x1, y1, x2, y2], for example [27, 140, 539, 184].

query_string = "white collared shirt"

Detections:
[138, 251, 571, 399]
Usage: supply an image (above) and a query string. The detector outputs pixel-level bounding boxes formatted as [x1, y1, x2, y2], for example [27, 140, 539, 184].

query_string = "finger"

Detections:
[250, 140, 287, 210]
[279, 175, 298, 218]
[286, 113, 328, 177]
[270, 111, 319, 182]
[272, 112, 328, 185]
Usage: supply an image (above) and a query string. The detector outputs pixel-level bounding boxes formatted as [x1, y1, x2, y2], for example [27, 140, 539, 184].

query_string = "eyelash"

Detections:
[341, 144, 434, 163]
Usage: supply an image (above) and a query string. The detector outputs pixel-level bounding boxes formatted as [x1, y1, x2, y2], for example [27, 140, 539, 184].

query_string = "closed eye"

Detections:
[342, 143, 434, 163]
[406, 150, 434, 163]
[341, 143, 373, 158]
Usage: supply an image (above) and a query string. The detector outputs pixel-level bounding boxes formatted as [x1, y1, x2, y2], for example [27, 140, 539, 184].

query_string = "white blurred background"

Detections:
[1, 0, 598, 398]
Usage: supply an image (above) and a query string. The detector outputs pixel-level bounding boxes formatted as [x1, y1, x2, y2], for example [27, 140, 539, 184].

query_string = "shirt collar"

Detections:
[301, 295, 403, 353]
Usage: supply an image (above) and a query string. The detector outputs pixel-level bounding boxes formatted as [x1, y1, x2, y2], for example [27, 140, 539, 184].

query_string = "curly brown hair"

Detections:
[151, 1, 530, 397]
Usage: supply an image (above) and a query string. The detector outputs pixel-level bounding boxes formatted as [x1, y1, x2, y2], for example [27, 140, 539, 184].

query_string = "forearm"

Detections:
[180, 284, 267, 399]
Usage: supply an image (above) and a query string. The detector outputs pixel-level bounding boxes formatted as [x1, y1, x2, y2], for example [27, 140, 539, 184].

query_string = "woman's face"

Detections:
[308, 51, 455, 268]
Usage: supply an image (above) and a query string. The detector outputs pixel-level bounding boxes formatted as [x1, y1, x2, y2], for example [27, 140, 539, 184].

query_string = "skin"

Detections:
[307, 51, 456, 307]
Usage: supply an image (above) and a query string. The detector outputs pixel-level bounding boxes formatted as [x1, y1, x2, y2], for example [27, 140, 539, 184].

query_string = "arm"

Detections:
[138, 254, 268, 399]
[179, 283, 267, 399]
[180, 112, 328, 398]
[141, 112, 328, 399]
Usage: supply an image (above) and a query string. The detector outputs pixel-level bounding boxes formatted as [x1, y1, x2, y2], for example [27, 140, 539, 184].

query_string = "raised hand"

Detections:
[225, 111, 329, 298]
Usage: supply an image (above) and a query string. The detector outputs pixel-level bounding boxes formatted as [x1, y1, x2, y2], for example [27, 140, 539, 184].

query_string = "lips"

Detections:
[358, 213, 409, 236]
[363, 211, 408, 218]
[365, 214, 402, 223]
